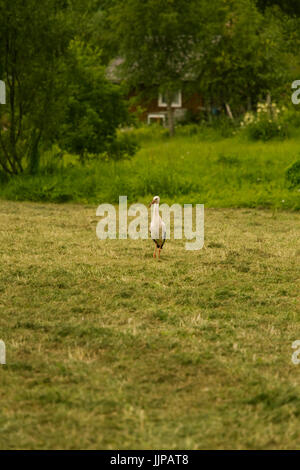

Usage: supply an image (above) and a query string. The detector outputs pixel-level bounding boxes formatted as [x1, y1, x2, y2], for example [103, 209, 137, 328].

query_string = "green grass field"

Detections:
[0, 200, 299, 449]
[1, 131, 299, 209]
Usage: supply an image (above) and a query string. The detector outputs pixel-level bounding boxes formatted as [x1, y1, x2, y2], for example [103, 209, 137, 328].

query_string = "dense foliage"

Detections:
[1, 127, 299, 210]
[0, 0, 300, 206]
[59, 41, 132, 162]
[108, 0, 300, 132]
[0, 0, 132, 175]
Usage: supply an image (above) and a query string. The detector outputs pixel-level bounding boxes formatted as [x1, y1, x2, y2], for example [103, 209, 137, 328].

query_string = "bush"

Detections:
[105, 131, 140, 161]
[58, 41, 133, 163]
[286, 160, 300, 188]
[128, 124, 169, 142]
[245, 119, 288, 141]
[176, 118, 237, 140]
[176, 123, 200, 137]
[281, 108, 300, 130]
[240, 102, 289, 141]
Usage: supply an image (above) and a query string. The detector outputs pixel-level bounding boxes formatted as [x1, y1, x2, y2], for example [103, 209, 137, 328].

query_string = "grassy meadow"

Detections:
[0, 200, 299, 449]
[1, 0, 300, 452]
[0, 128, 299, 210]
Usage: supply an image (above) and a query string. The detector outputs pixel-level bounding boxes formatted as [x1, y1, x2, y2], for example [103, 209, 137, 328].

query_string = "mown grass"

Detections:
[0, 131, 299, 209]
[0, 200, 299, 449]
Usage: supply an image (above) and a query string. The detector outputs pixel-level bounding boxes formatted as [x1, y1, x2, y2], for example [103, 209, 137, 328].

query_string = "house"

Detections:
[106, 58, 203, 126]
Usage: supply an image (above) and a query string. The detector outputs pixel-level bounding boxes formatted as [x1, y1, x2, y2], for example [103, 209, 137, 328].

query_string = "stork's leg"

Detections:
[153, 245, 157, 258]
[158, 248, 161, 258]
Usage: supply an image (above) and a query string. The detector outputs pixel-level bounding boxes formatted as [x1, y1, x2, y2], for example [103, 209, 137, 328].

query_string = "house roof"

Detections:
[106, 56, 199, 84]
[106, 35, 222, 84]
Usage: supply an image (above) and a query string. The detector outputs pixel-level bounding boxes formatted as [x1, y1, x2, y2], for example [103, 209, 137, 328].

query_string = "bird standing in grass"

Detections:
[149, 196, 166, 258]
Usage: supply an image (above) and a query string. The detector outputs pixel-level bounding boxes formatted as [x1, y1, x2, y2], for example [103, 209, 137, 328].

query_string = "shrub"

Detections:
[128, 124, 169, 142]
[58, 41, 132, 163]
[176, 118, 237, 140]
[176, 123, 200, 137]
[105, 131, 140, 161]
[240, 102, 289, 141]
[286, 160, 300, 188]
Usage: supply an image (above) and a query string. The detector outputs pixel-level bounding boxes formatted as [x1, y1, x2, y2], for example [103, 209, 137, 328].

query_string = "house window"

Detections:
[158, 90, 182, 108]
[147, 113, 166, 126]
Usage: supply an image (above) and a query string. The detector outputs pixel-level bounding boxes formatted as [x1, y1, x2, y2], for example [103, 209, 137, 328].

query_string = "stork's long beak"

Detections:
[148, 200, 154, 208]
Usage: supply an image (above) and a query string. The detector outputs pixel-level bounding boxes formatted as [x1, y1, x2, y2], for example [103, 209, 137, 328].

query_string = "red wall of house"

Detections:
[127, 88, 203, 122]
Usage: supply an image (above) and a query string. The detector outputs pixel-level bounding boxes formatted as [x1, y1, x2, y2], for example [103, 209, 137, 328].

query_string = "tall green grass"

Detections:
[0, 130, 299, 209]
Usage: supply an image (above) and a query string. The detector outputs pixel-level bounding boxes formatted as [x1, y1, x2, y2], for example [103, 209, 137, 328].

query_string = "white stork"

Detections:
[149, 195, 166, 258]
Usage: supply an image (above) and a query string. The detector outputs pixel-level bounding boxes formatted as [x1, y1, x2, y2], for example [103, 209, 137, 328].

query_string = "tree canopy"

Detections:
[110, 0, 225, 135]
[1, 0, 300, 166]
[0, 0, 132, 175]
[108, 0, 296, 133]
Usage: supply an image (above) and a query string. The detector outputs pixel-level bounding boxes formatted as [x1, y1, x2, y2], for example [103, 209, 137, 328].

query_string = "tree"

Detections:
[110, 0, 222, 136]
[0, 0, 75, 175]
[197, 0, 288, 116]
[0, 0, 134, 175]
[58, 41, 132, 162]
[82, 0, 122, 65]
[256, 0, 300, 16]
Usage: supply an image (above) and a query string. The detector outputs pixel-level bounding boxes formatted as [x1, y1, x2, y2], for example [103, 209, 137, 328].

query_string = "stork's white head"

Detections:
[149, 195, 160, 207]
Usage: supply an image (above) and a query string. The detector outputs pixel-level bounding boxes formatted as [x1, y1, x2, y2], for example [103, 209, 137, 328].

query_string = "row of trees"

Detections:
[0, 0, 132, 175]
[105, 0, 300, 135]
[1, 0, 300, 173]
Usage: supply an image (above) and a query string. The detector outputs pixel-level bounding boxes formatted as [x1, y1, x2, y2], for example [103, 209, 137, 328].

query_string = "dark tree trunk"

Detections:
[28, 130, 42, 174]
[0, 34, 24, 175]
[167, 103, 175, 137]
[207, 98, 212, 123]
[247, 96, 252, 111]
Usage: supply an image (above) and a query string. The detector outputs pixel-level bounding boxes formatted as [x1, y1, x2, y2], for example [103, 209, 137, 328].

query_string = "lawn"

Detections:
[0, 200, 299, 449]
[0, 132, 299, 210]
